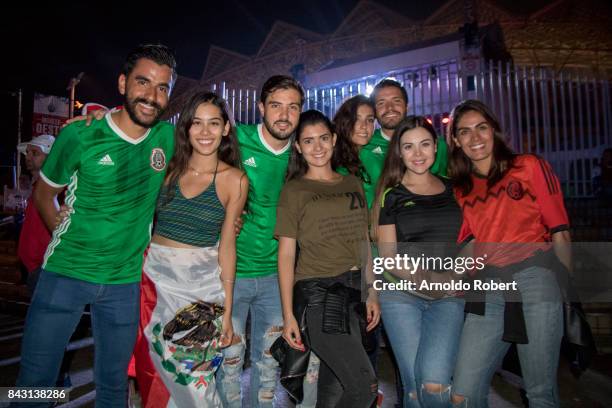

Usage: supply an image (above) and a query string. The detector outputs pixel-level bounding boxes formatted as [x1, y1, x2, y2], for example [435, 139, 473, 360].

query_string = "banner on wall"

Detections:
[32, 93, 70, 137]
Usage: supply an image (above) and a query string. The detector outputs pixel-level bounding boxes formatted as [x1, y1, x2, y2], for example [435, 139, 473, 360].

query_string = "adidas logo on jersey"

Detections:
[243, 157, 257, 168]
[98, 154, 115, 166]
[372, 146, 384, 155]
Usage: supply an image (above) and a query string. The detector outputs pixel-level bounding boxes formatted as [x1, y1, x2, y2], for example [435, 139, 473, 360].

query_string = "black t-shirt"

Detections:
[379, 176, 462, 243]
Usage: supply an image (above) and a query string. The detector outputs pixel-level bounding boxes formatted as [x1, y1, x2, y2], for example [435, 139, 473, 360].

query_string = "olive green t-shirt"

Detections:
[275, 174, 369, 281]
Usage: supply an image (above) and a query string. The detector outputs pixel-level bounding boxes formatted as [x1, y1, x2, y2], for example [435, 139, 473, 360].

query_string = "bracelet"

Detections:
[220, 278, 236, 283]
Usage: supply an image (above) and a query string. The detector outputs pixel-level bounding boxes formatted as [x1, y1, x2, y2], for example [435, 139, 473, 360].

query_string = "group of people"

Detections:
[14, 43, 571, 408]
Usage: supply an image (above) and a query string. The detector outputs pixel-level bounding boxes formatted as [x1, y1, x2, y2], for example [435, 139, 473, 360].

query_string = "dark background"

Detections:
[0, 0, 549, 156]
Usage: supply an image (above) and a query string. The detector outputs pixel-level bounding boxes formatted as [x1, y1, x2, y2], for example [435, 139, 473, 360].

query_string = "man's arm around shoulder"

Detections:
[33, 181, 63, 232]
[34, 123, 82, 231]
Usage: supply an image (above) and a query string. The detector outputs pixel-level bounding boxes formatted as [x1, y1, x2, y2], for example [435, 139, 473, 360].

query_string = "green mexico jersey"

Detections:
[41, 113, 174, 284]
[359, 129, 390, 208]
[235, 124, 291, 278]
[430, 135, 448, 177]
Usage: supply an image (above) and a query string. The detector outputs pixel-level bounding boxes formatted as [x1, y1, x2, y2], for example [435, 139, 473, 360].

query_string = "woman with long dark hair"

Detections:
[333, 95, 377, 205]
[376, 116, 465, 407]
[448, 100, 570, 407]
[134, 91, 248, 407]
[275, 109, 380, 407]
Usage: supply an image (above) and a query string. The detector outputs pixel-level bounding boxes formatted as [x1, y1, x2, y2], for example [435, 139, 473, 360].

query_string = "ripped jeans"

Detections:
[452, 267, 563, 408]
[381, 292, 465, 408]
[216, 275, 283, 408]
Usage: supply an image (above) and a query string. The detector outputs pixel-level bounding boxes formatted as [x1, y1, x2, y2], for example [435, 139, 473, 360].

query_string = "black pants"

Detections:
[299, 271, 377, 408]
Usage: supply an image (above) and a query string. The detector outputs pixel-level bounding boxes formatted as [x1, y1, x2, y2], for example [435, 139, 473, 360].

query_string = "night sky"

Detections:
[0, 0, 557, 162]
[4, 0, 402, 106]
[2, 0, 551, 106]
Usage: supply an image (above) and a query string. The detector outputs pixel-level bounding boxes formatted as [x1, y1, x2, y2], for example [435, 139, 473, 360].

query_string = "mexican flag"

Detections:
[131, 244, 225, 407]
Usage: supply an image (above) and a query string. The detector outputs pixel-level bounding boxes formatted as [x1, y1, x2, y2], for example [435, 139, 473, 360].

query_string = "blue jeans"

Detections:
[15, 269, 140, 408]
[381, 293, 465, 408]
[452, 266, 563, 408]
[217, 274, 283, 408]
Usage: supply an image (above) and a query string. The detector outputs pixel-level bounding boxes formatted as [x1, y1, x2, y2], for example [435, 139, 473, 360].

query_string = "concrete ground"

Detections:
[0, 305, 611, 408]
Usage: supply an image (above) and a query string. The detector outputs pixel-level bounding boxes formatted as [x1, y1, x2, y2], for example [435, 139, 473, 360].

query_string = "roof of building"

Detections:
[165, 0, 612, 118]
[201, 46, 251, 81]
[331, 0, 415, 39]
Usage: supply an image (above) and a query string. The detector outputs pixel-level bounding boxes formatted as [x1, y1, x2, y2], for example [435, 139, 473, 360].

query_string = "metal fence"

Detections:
[476, 61, 612, 198]
[180, 60, 612, 198]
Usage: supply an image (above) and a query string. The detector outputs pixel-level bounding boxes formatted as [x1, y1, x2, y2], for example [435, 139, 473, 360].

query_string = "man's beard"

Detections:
[124, 94, 165, 128]
[263, 116, 294, 141]
[380, 111, 404, 131]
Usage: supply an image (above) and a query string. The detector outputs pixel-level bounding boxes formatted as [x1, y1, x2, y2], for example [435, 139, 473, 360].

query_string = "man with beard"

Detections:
[361, 79, 448, 206]
[14, 44, 176, 407]
[216, 75, 304, 408]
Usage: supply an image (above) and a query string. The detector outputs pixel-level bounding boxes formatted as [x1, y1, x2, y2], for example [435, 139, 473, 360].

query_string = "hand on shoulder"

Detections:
[61, 109, 107, 129]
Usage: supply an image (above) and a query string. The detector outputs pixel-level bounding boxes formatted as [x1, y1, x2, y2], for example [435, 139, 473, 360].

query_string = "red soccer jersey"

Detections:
[455, 154, 569, 266]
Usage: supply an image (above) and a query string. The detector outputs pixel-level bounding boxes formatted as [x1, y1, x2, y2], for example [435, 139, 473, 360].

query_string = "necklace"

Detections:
[188, 159, 218, 176]
[189, 165, 205, 176]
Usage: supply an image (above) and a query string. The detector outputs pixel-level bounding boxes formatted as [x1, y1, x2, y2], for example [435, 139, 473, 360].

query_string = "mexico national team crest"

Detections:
[506, 180, 524, 200]
[150, 148, 167, 171]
